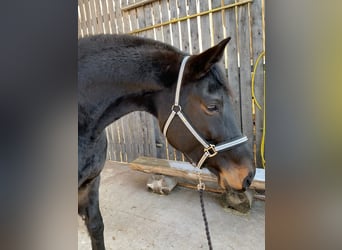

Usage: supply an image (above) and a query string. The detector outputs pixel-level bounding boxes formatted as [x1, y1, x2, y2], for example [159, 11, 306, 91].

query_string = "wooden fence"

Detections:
[78, 0, 266, 167]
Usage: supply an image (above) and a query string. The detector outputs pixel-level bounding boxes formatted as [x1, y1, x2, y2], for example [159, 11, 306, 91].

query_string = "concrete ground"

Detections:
[78, 161, 265, 250]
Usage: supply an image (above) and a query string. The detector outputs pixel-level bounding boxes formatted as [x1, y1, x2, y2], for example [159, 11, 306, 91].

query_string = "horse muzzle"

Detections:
[217, 160, 255, 192]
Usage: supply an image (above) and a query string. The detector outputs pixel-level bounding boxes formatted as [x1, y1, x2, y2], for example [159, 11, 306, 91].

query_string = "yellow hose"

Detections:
[251, 51, 266, 168]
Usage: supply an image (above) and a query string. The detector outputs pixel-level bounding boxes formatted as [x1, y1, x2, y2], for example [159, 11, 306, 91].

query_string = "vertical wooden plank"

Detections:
[250, 0, 265, 167]
[169, 0, 180, 48]
[128, 0, 138, 33]
[107, 0, 117, 34]
[112, 120, 120, 162]
[237, 3, 253, 150]
[100, 0, 110, 34]
[152, 0, 163, 41]
[78, 4, 82, 38]
[151, 1, 167, 158]
[139, 112, 148, 157]
[116, 117, 127, 162]
[89, 0, 99, 34]
[105, 127, 112, 160]
[136, 112, 144, 159]
[114, 0, 124, 33]
[94, 0, 104, 34]
[160, 0, 171, 44]
[153, 117, 166, 159]
[150, 115, 158, 158]
[211, 0, 224, 45]
[107, 124, 115, 161]
[223, 0, 242, 130]
[199, 0, 211, 51]
[160, 0, 175, 159]
[188, 0, 200, 54]
[169, 0, 182, 160]
[124, 112, 140, 162]
[144, 112, 156, 158]
[136, 4, 147, 37]
[178, 0, 190, 52]
[111, 124, 117, 161]
[83, 0, 94, 35]
[106, 124, 115, 161]
[144, 113, 154, 157]
[122, 0, 131, 32]
[80, 0, 89, 37]
[143, 3, 154, 39]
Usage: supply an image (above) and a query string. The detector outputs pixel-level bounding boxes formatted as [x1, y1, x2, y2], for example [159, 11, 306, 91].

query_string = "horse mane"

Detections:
[78, 34, 232, 94]
[78, 34, 184, 60]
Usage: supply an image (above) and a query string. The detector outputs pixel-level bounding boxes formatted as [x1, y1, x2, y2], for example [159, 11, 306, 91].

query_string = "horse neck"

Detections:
[78, 47, 182, 140]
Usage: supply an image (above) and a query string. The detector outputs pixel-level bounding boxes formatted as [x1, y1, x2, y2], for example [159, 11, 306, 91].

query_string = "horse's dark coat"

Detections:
[78, 34, 254, 250]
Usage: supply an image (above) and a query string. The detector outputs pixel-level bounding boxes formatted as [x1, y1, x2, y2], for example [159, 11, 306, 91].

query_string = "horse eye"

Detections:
[206, 104, 218, 112]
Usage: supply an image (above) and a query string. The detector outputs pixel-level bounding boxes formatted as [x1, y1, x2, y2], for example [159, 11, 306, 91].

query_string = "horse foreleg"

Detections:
[79, 175, 105, 250]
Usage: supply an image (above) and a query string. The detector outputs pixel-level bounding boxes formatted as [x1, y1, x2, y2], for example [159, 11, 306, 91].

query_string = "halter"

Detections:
[162, 56, 248, 169]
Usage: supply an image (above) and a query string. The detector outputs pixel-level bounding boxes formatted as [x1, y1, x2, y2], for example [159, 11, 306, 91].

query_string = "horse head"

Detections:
[156, 38, 255, 192]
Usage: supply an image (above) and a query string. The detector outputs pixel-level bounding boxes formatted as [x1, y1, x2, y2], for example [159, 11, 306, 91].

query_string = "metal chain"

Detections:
[197, 173, 213, 250]
[199, 189, 213, 250]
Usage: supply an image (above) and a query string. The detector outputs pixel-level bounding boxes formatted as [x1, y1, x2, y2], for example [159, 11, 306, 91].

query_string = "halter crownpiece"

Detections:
[163, 56, 248, 169]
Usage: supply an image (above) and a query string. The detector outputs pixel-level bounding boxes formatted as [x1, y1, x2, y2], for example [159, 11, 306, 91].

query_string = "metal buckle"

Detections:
[197, 182, 206, 190]
[171, 104, 181, 113]
[197, 172, 206, 190]
[204, 144, 218, 157]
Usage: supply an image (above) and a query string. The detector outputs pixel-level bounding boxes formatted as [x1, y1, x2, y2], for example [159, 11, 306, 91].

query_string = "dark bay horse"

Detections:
[78, 34, 255, 249]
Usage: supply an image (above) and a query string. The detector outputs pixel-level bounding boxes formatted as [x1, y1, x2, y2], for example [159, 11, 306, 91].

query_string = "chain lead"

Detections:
[197, 170, 212, 249]
[197, 172, 206, 191]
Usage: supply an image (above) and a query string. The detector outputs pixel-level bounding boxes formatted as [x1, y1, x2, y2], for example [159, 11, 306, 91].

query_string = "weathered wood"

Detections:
[130, 157, 264, 213]
[152, 0, 163, 41]
[224, 0, 242, 130]
[128, 0, 138, 32]
[238, 3, 253, 150]
[114, 0, 123, 33]
[94, 0, 104, 34]
[78, 1, 83, 37]
[129, 156, 265, 191]
[107, 0, 117, 34]
[160, 0, 171, 44]
[250, 0, 265, 167]
[119, 116, 128, 161]
[89, 0, 100, 34]
[122, 0, 132, 33]
[83, 0, 94, 35]
[188, 0, 200, 54]
[211, 0, 224, 45]
[169, 0, 180, 48]
[143, 2, 154, 39]
[178, 0, 189, 52]
[199, 0, 211, 51]
[78, 0, 265, 169]
[121, 0, 157, 12]
[100, 0, 110, 34]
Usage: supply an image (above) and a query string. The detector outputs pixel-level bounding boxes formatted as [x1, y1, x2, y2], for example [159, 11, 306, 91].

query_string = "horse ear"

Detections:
[186, 37, 231, 80]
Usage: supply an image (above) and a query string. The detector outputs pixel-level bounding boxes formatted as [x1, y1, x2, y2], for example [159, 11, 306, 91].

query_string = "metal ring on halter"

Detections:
[163, 55, 248, 168]
[204, 144, 218, 158]
[171, 104, 181, 113]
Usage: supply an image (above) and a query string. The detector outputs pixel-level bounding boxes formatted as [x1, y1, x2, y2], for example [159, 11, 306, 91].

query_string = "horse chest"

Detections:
[78, 132, 107, 187]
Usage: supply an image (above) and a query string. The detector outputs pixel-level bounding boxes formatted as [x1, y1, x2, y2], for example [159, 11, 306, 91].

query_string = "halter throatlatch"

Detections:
[163, 56, 248, 169]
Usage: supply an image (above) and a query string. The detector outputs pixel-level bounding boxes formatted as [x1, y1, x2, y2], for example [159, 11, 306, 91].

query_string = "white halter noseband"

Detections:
[162, 56, 248, 169]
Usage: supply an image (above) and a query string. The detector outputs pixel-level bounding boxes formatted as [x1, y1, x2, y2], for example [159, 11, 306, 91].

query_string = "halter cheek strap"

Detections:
[163, 56, 248, 169]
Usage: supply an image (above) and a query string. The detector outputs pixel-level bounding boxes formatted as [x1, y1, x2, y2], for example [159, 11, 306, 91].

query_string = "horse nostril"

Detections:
[242, 172, 254, 189]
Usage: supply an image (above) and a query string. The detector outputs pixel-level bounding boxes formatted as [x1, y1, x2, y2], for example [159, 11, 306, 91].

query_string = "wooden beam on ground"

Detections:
[129, 156, 265, 213]
[129, 156, 265, 191]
